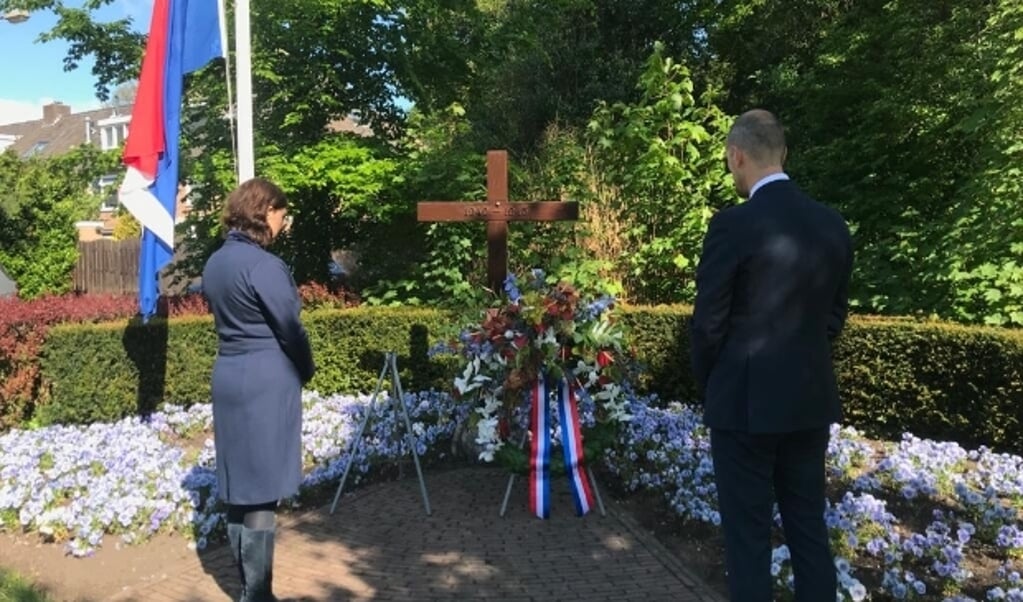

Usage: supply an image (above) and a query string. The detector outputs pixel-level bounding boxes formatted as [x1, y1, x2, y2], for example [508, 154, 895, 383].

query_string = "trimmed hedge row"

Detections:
[618, 307, 1023, 451]
[38, 307, 458, 426]
[39, 306, 1023, 450]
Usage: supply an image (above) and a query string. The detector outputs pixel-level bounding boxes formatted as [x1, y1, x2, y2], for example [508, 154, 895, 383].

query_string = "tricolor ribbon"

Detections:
[528, 373, 596, 519]
[557, 378, 596, 515]
[528, 376, 551, 518]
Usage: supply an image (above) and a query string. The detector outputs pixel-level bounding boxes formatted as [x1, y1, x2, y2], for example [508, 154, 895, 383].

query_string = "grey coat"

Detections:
[202, 230, 315, 504]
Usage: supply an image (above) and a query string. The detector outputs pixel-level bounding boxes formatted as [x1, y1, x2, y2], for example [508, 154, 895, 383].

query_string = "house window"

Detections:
[97, 114, 131, 151]
[96, 174, 120, 212]
[101, 126, 125, 151]
[22, 141, 49, 158]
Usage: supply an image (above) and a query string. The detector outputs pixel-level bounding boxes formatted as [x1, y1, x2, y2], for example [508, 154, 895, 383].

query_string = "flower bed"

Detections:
[606, 399, 1023, 601]
[3, 387, 1023, 600]
[0, 390, 463, 557]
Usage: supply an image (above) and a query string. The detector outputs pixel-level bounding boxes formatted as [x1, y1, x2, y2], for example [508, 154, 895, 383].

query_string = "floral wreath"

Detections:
[452, 270, 633, 476]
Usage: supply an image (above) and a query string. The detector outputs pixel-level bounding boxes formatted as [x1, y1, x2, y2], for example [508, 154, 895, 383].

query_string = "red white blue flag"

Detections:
[118, 0, 225, 319]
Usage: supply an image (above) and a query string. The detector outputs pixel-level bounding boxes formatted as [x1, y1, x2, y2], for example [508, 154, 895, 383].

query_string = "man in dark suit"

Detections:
[691, 109, 853, 601]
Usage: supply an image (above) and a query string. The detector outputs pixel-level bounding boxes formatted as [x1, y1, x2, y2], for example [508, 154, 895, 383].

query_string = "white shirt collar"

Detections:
[749, 172, 790, 199]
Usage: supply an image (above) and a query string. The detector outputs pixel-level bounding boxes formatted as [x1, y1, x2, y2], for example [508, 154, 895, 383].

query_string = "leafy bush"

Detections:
[0, 287, 355, 428]
[35, 303, 1023, 451]
[38, 307, 457, 426]
[834, 318, 1023, 450]
[0, 294, 138, 429]
[0, 146, 121, 299]
[617, 307, 1023, 451]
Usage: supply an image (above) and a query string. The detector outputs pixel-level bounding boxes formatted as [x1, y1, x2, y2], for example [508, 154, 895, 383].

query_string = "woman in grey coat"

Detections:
[202, 177, 315, 602]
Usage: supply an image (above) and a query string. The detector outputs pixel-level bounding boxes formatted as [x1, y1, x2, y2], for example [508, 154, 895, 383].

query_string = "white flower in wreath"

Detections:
[455, 359, 492, 395]
[572, 359, 600, 387]
[475, 415, 502, 462]
[536, 327, 558, 348]
[474, 391, 506, 460]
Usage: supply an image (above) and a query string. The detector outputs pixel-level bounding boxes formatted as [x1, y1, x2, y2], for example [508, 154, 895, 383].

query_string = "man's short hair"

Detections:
[727, 109, 786, 166]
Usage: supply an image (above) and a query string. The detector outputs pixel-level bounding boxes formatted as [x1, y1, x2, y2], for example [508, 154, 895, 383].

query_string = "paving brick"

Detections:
[107, 467, 725, 601]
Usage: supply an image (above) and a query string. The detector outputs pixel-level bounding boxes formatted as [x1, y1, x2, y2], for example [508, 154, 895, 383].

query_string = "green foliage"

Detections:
[304, 307, 457, 394]
[466, 0, 715, 153]
[17, 0, 1022, 329]
[711, 0, 1023, 327]
[38, 308, 457, 425]
[616, 305, 699, 403]
[619, 307, 1023, 451]
[361, 104, 493, 307]
[586, 43, 734, 302]
[0, 567, 51, 602]
[263, 135, 400, 285]
[945, 1, 1023, 327]
[0, 146, 120, 298]
[38, 316, 216, 425]
[112, 209, 141, 241]
[38, 303, 1023, 453]
[832, 318, 1023, 449]
[511, 124, 625, 300]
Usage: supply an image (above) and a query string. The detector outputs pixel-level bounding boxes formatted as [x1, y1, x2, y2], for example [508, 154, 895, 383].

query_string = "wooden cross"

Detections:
[417, 150, 580, 293]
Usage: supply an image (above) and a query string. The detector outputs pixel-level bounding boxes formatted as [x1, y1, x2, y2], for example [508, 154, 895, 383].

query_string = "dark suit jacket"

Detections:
[690, 179, 852, 433]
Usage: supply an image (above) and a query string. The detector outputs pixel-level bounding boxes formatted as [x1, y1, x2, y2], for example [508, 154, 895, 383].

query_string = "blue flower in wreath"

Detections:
[583, 295, 615, 320]
[504, 273, 522, 303]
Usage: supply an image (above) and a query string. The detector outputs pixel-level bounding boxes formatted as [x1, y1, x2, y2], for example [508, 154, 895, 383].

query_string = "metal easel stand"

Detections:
[498, 431, 607, 518]
[329, 351, 432, 516]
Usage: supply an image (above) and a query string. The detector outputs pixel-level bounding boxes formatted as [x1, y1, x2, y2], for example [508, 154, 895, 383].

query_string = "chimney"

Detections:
[85, 117, 92, 144]
[42, 102, 71, 124]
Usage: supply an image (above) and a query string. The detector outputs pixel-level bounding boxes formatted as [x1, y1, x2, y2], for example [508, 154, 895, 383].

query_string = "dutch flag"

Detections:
[118, 0, 226, 319]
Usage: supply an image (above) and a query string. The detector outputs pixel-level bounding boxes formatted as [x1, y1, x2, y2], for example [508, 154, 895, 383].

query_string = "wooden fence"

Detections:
[73, 239, 197, 295]
[73, 239, 140, 294]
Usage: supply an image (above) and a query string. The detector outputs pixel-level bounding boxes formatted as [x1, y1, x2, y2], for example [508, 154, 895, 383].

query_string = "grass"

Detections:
[0, 568, 50, 602]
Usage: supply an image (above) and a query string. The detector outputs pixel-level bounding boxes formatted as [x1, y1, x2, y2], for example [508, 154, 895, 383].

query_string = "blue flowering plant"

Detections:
[606, 398, 1023, 601]
[0, 391, 462, 558]
[451, 270, 634, 472]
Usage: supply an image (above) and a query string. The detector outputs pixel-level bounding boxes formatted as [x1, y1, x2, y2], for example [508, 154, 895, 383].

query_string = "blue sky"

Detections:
[0, 0, 151, 125]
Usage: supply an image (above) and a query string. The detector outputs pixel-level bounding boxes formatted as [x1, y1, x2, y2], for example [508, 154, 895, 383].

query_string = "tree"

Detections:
[104, 81, 138, 109]
[0, 146, 120, 298]
[707, 0, 1023, 326]
[464, 0, 717, 153]
[583, 42, 733, 302]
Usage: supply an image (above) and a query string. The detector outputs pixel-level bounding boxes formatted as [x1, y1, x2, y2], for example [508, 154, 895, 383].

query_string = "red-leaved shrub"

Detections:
[0, 284, 357, 428]
[0, 294, 138, 428]
[297, 281, 361, 310]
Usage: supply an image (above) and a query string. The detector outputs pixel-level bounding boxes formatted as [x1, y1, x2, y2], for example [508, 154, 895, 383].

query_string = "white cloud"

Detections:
[0, 98, 103, 126]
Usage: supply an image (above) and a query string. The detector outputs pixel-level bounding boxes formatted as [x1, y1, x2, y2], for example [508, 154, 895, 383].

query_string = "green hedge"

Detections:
[618, 307, 1023, 451]
[38, 305, 1023, 450]
[38, 307, 458, 426]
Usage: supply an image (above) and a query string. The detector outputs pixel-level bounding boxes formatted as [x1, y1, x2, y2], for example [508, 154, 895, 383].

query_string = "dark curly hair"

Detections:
[221, 177, 288, 247]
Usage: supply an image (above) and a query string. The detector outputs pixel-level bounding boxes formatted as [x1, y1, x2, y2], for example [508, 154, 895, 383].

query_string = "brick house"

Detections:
[0, 101, 194, 241]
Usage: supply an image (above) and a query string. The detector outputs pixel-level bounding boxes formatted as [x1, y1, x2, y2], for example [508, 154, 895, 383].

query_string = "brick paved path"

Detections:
[110, 467, 724, 601]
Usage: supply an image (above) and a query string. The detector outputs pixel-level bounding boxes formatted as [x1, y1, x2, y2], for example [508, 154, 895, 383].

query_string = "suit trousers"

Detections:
[710, 427, 836, 601]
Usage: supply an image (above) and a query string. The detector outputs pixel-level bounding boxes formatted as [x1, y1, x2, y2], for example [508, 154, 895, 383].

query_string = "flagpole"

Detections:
[234, 0, 255, 183]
